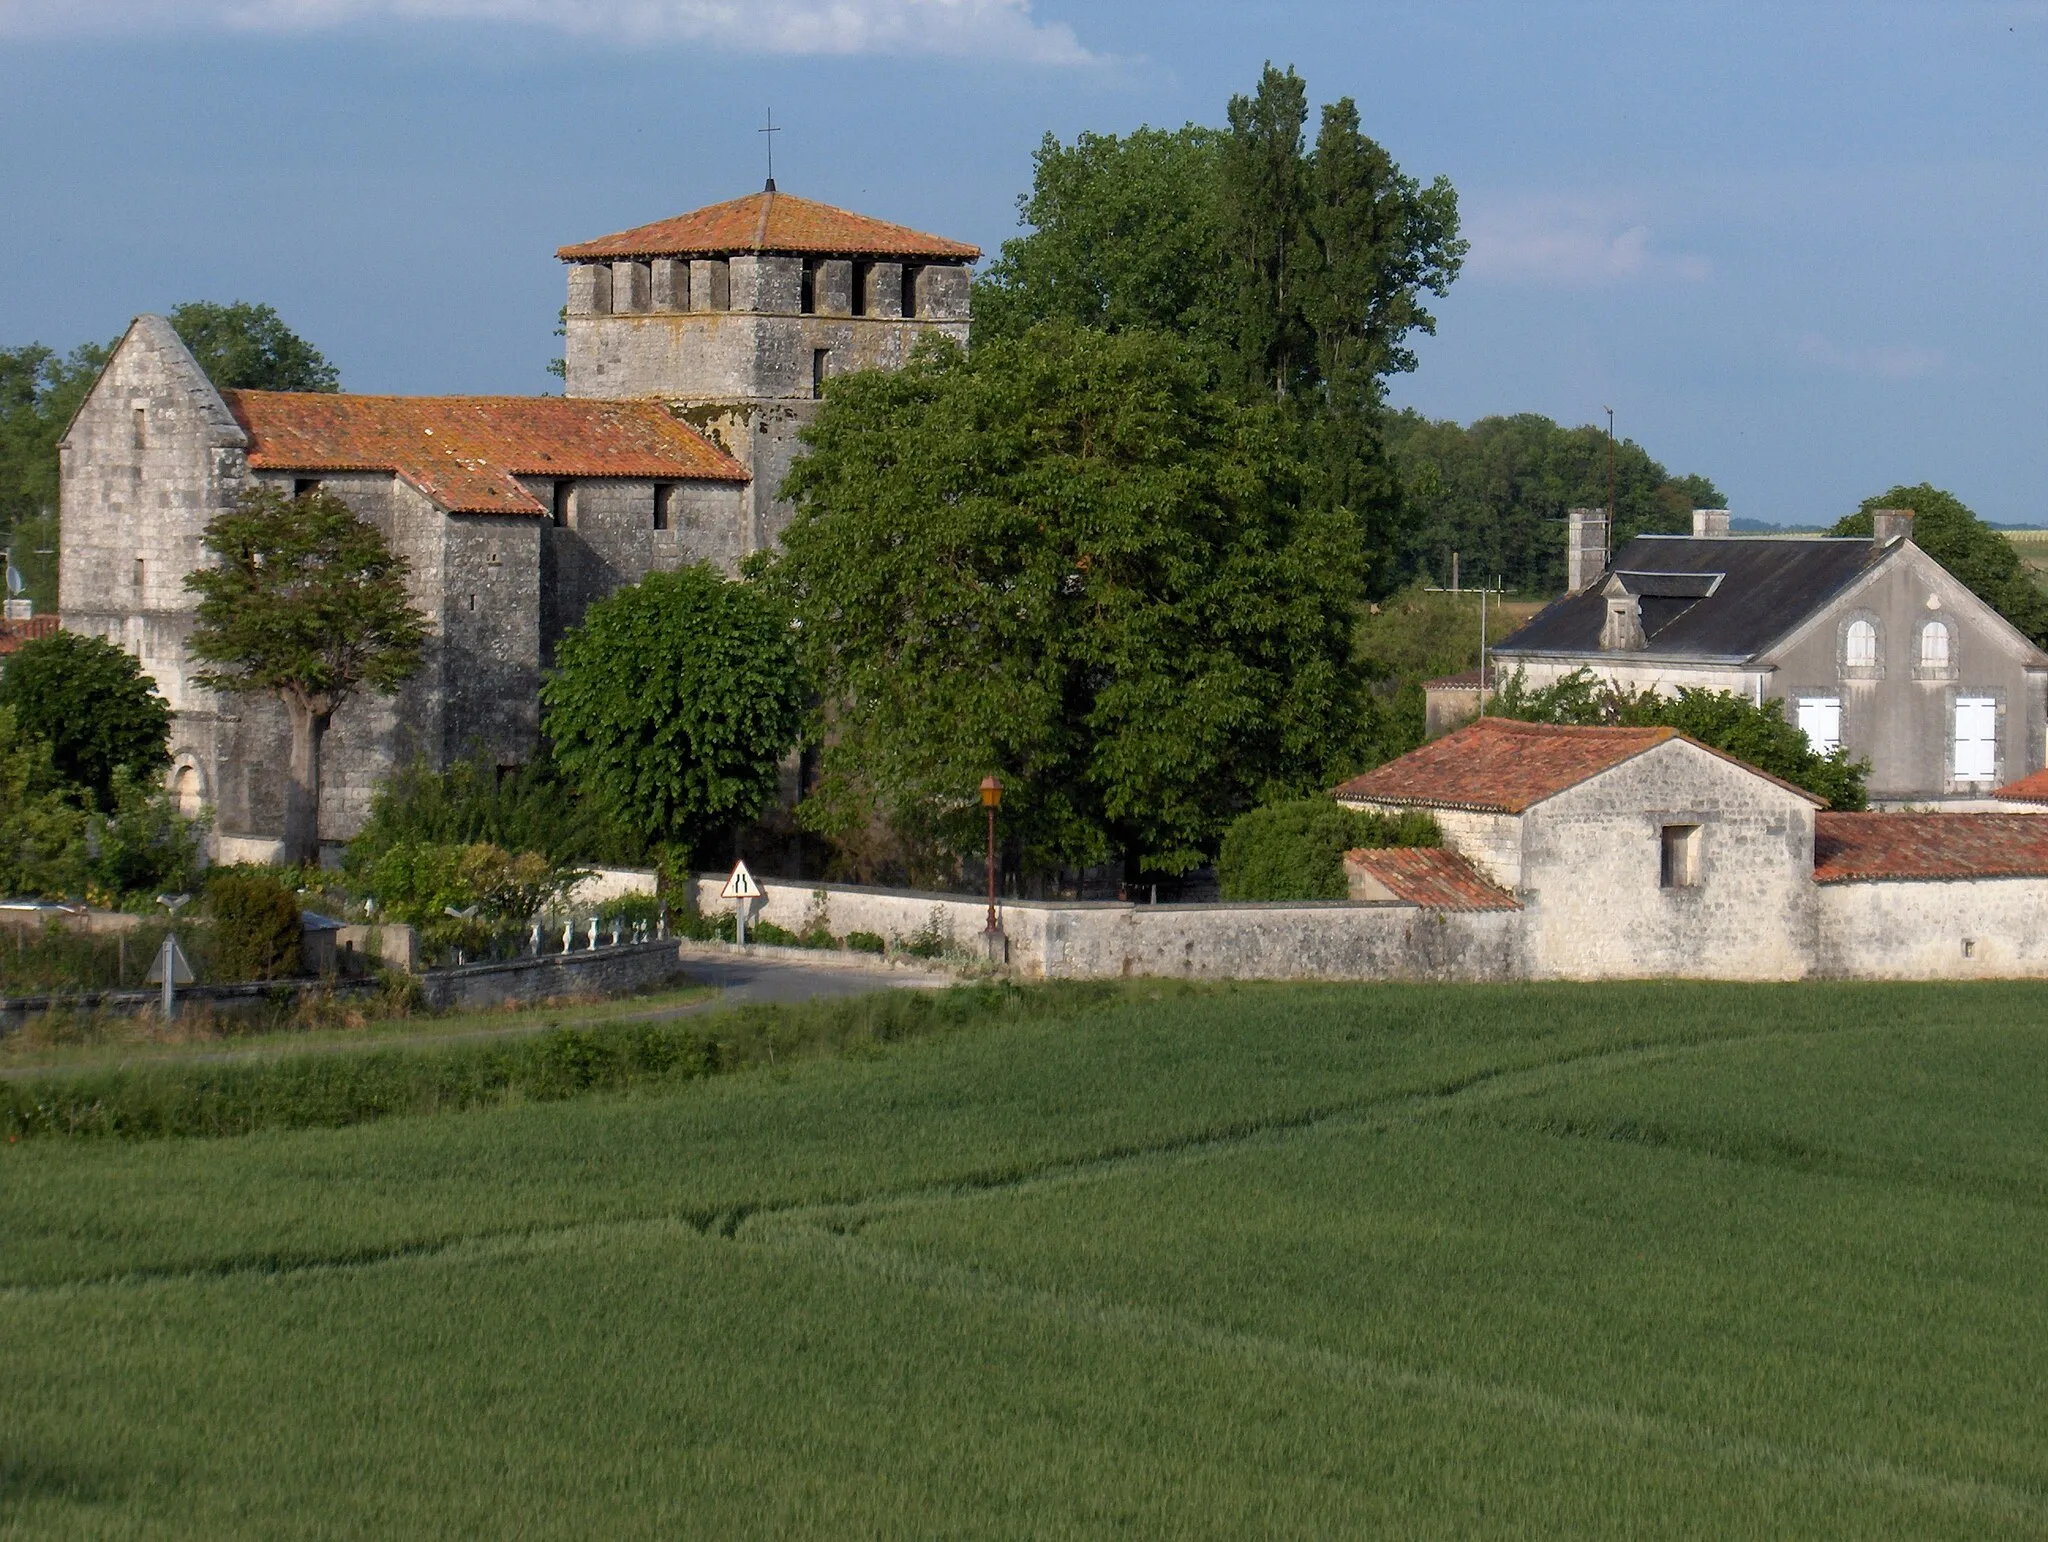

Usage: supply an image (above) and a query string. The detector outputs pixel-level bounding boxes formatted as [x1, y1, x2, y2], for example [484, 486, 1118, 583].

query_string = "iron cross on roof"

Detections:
[760, 109, 781, 192]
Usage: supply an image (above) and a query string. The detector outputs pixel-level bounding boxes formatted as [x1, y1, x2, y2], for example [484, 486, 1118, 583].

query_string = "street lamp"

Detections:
[980, 774, 1004, 954]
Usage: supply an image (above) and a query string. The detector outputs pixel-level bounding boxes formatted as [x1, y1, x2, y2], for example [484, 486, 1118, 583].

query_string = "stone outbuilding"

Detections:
[1335, 717, 1827, 979]
[1469, 509, 2048, 805]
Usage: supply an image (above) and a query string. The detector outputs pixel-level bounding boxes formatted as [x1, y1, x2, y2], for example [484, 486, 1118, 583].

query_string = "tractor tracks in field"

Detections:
[3, 1021, 1857, 1300]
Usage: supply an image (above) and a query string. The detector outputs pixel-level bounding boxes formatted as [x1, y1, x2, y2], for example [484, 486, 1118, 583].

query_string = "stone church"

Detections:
[57, 187, 978, 862]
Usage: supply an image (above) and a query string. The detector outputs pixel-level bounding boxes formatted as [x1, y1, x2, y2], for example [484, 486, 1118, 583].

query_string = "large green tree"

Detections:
[0, 705, 89, 899]
[0, 342, 108, 611]
[769, 323, 1370, 881]
[1829, 484, 2048, 646]
[185, 488, 428, 866]
[974, 65, 1464, 596]
[1384, 410, 1725, 594]
[166, 301, 341, 393]
[0, 629, 171, 810]
[542, 565, 807, 873]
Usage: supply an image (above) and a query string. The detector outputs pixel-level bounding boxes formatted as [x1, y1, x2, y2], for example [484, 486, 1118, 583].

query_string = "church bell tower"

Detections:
[557, 186, 978, 552]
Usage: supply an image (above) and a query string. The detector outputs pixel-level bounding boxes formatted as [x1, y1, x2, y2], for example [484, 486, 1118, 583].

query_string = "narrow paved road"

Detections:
[1, 951, 949, 1078]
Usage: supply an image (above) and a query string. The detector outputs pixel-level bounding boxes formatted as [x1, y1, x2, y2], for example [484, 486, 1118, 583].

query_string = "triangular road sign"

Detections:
[720, 860, 763, 901]
[145, 933, 196, 986]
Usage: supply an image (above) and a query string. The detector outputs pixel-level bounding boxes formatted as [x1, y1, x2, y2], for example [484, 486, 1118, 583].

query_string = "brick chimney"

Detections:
[1871, 508, 1915, 547]
[1567, 507, 1608, 593]
[1691, 508, 1730, 538]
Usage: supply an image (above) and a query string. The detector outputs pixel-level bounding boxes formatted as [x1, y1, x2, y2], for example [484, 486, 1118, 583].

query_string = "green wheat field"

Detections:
[5, 979, 2046, 1537]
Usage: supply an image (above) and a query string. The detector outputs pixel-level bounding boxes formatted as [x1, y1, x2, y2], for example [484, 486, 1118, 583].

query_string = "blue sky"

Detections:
[4, 0, 2044, 525]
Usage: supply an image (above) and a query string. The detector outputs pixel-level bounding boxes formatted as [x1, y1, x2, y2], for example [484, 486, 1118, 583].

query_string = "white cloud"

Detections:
[1793, 331, 1945, 382]
[0, 0, 1096, 59]
[1463, 196, 1713, 287]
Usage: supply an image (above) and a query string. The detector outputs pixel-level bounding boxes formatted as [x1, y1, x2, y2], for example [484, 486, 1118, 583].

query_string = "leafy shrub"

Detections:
[357, 841, 579, 931]
[1492, 669, 1869, 811]
[750, 919, 802, 947]
[845, 930, 886, 955]
[898, 909, 953, 959]
[87, 766, 209, 904]
[349, 751, 637, 867]
[1217, 799, 1440, 901]
[206, 868, 302, 980]
[675, 908, 737, 943]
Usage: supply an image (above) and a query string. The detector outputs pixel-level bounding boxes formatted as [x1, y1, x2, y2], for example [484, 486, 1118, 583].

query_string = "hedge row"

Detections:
[1, 979, 1137, 1142]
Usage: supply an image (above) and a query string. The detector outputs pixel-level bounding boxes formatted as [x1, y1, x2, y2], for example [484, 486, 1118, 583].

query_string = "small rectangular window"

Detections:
[467, 594, 476, 612]
[902, 265, 921, 318]
[653, 484, 674, 531]
[133, 556, 146, 590]
[800, 260, 816, 315]
[132, 408, 146, 451]
[293, 478, 322, 498]
[1796, 697, 1842, 755]
[812, 349, 830, 400]
[552, 480, 573, 528]
[1660, 824, 1701, 888]
[851, 261, 869, 316]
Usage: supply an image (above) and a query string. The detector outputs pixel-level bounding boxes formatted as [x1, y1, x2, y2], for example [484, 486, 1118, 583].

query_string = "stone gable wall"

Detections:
[1519, 740, 1818, 979]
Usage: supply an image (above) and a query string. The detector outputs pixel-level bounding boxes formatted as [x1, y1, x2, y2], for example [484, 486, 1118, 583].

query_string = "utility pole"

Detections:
[1604, 406, 1616, 568]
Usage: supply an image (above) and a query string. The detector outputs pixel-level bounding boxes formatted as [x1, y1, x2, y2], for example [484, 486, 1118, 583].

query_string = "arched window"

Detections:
[1920, 620, 1951, 669]
[172, 764, 204, 819]
[1845, 619, 1877, 668]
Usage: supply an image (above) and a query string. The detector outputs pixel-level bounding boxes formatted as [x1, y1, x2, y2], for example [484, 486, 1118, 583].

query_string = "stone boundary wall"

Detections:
[416, 938, 689, 1012]
[1814, 876, 2048, 979]
[686, 874, 1525, 982]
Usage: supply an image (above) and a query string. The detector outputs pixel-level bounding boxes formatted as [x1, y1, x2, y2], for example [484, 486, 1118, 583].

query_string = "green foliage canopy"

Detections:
[1829, 484, 2048, 646]
[204, 868, 302, 980]
[0, 629, 172, 810]
[975, 66, 1464, 596]
[0, 341, 106, 611]
[166, 301, 340, 393]
[771, 323, 1370, 878]
[1492, 669, 1868, 810]
[1216, 798, 1441, 901]
[1384, 410, 1725, 595]
[542, 565, 807, 865]
[0, 705, 89, 899]
[350, 751, 635, 869]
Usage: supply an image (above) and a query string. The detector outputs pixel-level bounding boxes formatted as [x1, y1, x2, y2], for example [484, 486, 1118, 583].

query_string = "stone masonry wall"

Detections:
[686, 875, 1525, 982]
[1518, 739, 1818, 979]
[1814, 877, 2048, 979]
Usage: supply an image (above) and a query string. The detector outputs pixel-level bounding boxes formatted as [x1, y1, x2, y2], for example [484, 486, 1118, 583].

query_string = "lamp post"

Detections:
[979, 775, 1004, 956]
[154, 892, 190, 1021]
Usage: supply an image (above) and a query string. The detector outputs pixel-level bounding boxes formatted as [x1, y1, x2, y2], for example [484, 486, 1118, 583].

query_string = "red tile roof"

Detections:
[1344, 847, 1520, 911]
[1813, 812, 2048, 882]
[1993, 768, 2048, 804]
[223, 392, 746, 516]
[0, 615, 59, 656]
[557, 189, 981, 263]
[1333, 717, 1824, 814]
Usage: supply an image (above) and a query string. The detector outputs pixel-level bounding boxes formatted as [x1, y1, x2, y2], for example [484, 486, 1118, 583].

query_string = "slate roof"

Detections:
[223, 392, 747, 516]
[1813, 812, 2048, 881]
[1992, 768, 2048, 805]
[1343, 847, 1520, 911]
[0, 616, 59, 656]
[1331, 716, 1824, 813]
[1493, 534, 1890, 664]
[557, 190, 981, 263]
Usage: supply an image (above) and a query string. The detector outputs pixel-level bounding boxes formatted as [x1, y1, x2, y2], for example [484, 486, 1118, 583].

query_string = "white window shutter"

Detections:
[1954, 697, 1997, 781]
[1797, 697, 1842, 756]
